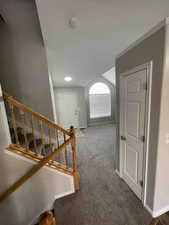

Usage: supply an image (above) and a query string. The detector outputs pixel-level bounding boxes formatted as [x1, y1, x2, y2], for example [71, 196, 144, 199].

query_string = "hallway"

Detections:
[54, 125, 151, 225]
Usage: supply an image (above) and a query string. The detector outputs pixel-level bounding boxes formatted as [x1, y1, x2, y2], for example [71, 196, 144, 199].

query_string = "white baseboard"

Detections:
[145, 203, 153, 216]
[55, 190, 75, 200]
[115, 169, 121, 177]
[89, 120, 114, 127]
[152, 205, 169, 218]
[116, 167, 169, 218]
[4, 149, 73, 178]
[145, 202, 169, 218]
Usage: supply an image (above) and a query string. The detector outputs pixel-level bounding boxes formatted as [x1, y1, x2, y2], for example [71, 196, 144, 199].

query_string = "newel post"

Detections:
[70, 126, 80, 191]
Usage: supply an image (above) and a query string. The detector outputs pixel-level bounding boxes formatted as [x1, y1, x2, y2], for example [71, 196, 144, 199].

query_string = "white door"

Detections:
[120, 69, 147, 199]
[55, 91, 79, 129]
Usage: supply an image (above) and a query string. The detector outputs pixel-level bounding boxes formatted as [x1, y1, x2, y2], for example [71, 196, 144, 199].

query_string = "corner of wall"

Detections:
[152, 22, 169, 218]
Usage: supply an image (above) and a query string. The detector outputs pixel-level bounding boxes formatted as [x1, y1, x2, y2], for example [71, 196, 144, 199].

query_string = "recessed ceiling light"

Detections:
[64, 76, 72, 82]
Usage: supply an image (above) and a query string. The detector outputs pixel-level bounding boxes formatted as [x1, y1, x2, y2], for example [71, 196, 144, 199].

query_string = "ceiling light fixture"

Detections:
[64, 76, 72, 82]
[69, 17, 78, 29]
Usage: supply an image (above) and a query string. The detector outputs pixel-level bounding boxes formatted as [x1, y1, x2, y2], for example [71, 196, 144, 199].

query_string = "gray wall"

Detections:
[54, 87, 87, 128]
[116, 27, 165, 210]
[153, 23, 169, 215]
[54, 81, 116, 129]
[0, 0, 54, 120]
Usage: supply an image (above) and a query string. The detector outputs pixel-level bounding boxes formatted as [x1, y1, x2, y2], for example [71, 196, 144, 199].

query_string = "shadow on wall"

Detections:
[0, 0, 54, 120]
[0, 21, 22, 97]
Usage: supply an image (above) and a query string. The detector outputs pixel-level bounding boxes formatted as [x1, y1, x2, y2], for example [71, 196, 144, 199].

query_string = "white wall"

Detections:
[0, 151, 74, 225]
[0, 84, 11, 149]
[49, 74, 58, 123]
[54, 87, 87, 129]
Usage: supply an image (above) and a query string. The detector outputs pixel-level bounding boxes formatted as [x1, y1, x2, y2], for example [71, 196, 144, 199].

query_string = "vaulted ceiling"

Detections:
[35, 0, 169, 87]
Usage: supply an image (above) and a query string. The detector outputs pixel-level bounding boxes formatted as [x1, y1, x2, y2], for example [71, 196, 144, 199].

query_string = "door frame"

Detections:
[119, 61, 153, 206]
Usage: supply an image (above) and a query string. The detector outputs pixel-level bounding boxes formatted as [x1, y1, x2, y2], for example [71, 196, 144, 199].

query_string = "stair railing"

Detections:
[0, 93, 79, 202]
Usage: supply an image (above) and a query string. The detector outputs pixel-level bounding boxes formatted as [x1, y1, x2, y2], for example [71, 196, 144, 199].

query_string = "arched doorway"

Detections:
[89, 82, 111, 119]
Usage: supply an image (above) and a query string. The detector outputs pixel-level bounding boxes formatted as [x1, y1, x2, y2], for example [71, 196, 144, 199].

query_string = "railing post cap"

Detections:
[70, 126, 75, 136]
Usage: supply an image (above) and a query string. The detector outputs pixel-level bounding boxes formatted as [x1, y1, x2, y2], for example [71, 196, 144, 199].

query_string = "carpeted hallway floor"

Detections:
[54, 124, 151, 225]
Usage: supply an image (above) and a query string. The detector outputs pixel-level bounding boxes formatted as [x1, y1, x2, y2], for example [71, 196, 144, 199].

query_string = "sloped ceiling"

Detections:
[36, 0, 169, 87]
[102, 67, 116, 85]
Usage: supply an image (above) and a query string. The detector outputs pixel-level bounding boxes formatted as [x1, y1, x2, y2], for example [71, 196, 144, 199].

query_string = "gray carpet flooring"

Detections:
[54, 124, 151, 225]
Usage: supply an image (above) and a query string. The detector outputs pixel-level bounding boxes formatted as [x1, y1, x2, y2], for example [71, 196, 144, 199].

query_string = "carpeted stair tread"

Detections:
[26, 132, 33, 140]
[9, 126, 58, 160]
[150, 213, 169, 225]
[10, 127, 25, 145]
[10, 127, 34, 146]
[44, 143, 54, 149]
[29, 138, 43, 149]
[159, 213, 169, 225]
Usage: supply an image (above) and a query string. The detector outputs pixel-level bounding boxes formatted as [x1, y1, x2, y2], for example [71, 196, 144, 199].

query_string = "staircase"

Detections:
[149, 212, 169, 225]
[0, 93, 79, 224]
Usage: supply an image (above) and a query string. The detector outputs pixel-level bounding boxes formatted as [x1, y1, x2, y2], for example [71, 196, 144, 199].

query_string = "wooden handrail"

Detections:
[3, 93, 71, 136]
[0, 137, 72, 203]
[149, 218, 160, 225]
[2, 92, 79, 201]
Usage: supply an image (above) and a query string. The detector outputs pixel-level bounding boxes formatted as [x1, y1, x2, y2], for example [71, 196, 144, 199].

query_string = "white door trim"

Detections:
[119, 61, 153, 206]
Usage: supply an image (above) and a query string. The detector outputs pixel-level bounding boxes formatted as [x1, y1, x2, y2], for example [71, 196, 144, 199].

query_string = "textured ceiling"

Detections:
[36, 0, 169, 87]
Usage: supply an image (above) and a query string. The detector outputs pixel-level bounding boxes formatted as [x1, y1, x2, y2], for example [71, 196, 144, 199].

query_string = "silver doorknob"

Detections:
[121, 136, 126, 141]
